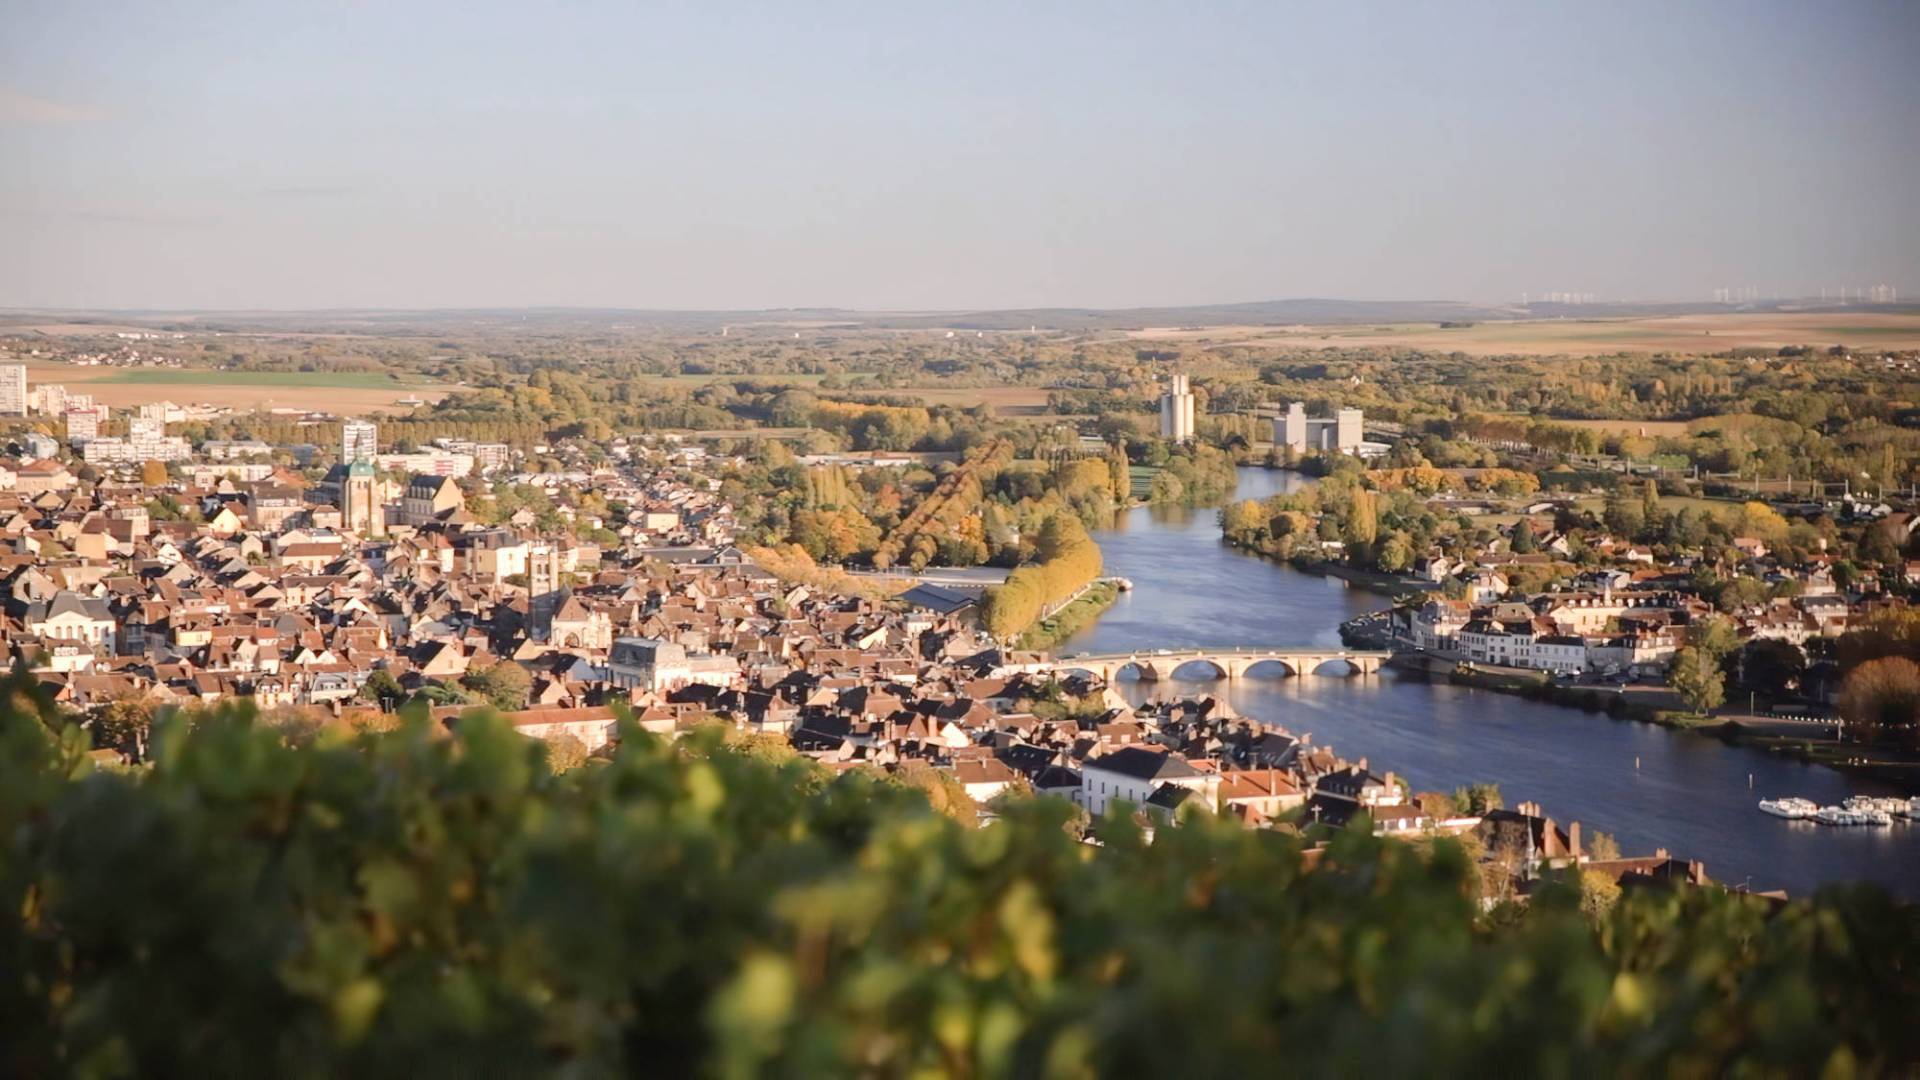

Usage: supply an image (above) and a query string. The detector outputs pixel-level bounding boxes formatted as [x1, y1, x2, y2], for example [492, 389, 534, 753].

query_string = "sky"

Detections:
[2, 1, 1917, 311]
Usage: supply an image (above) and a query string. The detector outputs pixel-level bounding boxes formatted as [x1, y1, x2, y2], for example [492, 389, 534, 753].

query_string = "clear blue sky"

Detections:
[3, 1, 1916, 310]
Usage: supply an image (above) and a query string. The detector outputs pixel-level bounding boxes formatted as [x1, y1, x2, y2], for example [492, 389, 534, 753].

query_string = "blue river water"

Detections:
[1055, 468, 1920, 899]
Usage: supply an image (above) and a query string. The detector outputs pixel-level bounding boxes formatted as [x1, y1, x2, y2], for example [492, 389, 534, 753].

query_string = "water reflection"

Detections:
[1061, 468, 1920, 899]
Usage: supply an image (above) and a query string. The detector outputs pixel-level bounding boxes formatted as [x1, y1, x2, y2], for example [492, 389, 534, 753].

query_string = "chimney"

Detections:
[1357, 757, 1368, 772]
[1568, 821, 1582, 859]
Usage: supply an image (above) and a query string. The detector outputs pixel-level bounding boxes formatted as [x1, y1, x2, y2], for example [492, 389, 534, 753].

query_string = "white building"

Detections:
[30, 383, 69, 417]
[22, 432, 59, 461]
[342, 419, 378, 464]
[1405, 599, 1470, 651]
[608, 637, 691, 693]
[1531, 635, 1590, 675]
[1276, 402, 1366, 455]
[65, 404, 108, 444]
[23, 592, 117, 653]
[82, 432, 192, 465]
[0, 363, 26, 416]
[376, 450, 474, 477]
[1159, 374, 1196, 442]
[475, 442, 511, 472]
[1080, 746, 1217, 818]
[1458, 616, 1545, 667]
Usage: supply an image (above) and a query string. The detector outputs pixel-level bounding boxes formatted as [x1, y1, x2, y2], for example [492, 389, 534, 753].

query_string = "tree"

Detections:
[544, 732, 591, 772]
[0, 673, 1917, 1075]
[360, 668, 405, 709]
[1733, 501, 1789, 549]
[1689, 616, 1740, 665]
[92, 695, 158, 762]
[1452, 782, 1503, 816]
[886, 759, 978, 826]
[1584, 830, 1622, 861]
[1375, 532, 1414, 573]
[1343, 488, 1378, 547]
[1578, 868, 1623, 920]
[1735, 640, 1806, 699]
[462, 660, 532, 711]
[1602, 490, 1643, 539]
[1106, 444, 1132, 501]
[140, 459, 169, 487]
[1713, 576, 1768, 613]
[1837, 657, 1920, 747]
[1669, 646, 1726, 715]
[1837, 609, 1920, 671]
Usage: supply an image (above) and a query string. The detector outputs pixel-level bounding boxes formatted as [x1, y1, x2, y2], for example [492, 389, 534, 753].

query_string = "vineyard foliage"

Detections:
[1, 672, 1916, 1076]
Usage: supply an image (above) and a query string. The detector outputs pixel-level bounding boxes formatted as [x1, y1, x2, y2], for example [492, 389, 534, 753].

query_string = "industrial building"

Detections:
[1275, 403, 1379, 457]
[1159, 374, 1196, 442]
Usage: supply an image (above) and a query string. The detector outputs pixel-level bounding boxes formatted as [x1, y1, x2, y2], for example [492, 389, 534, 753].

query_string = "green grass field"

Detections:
[97, 369, 422, 388]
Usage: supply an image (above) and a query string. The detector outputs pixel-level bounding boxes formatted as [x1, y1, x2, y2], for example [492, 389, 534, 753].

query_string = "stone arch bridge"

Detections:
[1050, 647, 1391, 683]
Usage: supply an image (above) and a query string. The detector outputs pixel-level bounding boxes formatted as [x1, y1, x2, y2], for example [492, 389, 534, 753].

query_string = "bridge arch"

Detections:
[1111, 660, 1164, 682]
[1168, 658, 1232, 681]
[1235, 657, 1302, 679]
[1050, 649, 1388, 683]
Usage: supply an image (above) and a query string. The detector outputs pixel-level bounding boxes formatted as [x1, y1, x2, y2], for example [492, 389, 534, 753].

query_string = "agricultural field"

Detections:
[20, 362, 450, 412]
[1126, 312, 1920, 356]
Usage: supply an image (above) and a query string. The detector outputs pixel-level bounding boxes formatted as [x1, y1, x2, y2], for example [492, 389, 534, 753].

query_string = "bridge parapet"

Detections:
[1049, 648, 1390, 681]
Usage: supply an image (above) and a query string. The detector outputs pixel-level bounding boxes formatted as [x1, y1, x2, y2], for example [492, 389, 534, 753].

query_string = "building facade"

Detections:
[341, 461, 385, 537]
[1159, 374, 1196, 442]
[0, 363, 26, 416]
[1276, 402, 1364, 455]
[342, 419, 378, 464]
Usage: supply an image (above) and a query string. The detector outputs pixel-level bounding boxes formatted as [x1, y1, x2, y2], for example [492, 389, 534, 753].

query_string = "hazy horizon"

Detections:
[5, 1, 1917, 311]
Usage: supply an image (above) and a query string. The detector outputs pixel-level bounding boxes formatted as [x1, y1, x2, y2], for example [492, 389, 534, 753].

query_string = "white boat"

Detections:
[1758, 797, 1819, 819]
[1814, 805, 1893, 827]
[1909, 798, 1920, 820]
[1843, 795, 1908, 816]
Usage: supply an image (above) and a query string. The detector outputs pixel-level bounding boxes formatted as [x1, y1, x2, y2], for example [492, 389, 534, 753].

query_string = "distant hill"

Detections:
[4, 298, 1912, 336]
[855, 298, 1519, 330]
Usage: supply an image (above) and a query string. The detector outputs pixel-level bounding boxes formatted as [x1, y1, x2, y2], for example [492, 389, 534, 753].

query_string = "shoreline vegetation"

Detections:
[1016, 580, 1119, 651]
[1057, 465, 1919, 796]
[1386, 654, 1920, 794]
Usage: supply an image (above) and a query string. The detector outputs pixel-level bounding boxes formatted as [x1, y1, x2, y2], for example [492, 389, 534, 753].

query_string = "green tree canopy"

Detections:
[0, 673, 1914, 1075]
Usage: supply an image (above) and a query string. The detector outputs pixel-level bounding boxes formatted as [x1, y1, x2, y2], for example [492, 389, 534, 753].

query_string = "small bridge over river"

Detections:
[1049, 647, 1392, 682]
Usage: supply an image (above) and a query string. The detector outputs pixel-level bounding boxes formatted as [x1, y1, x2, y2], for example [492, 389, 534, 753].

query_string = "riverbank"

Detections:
[1390, 652, 1920, 795]
[1017, 582, 1119, 651]
[1058, 465, 1920, 896]
[1292, 558, 1438, 598]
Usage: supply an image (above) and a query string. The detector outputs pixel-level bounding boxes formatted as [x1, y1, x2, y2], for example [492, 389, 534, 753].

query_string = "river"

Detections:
[1056, 467, 1920, 899]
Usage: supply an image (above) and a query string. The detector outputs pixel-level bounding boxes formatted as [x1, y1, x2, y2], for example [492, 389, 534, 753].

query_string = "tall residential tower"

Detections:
[342, 419, 378, 464]
[0, 364, 26, 416]
[1159, 374, 1196, 442]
